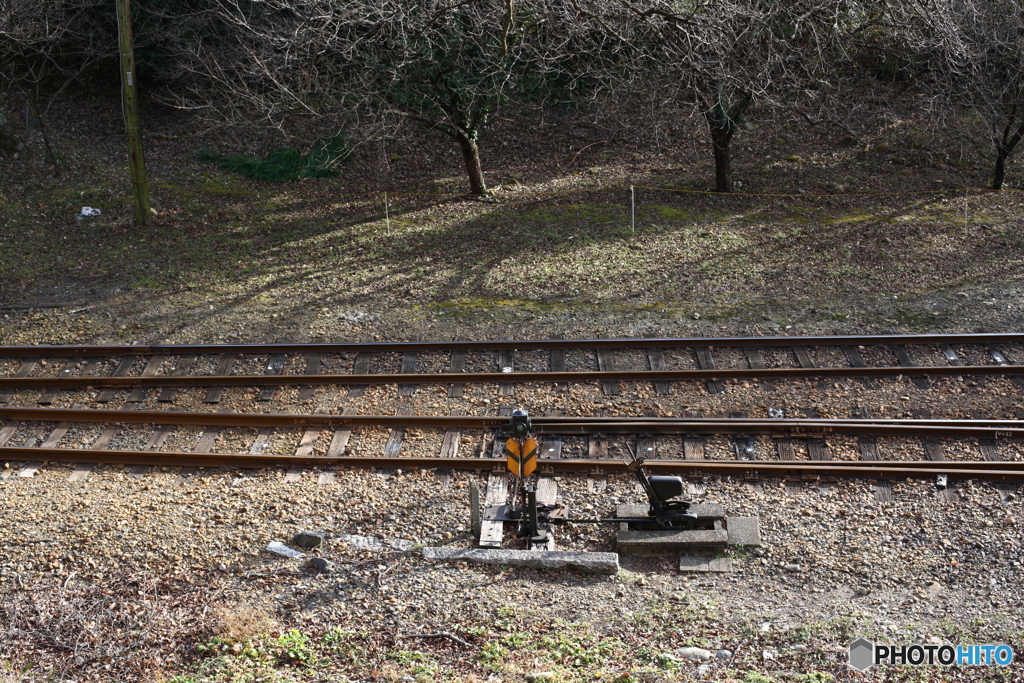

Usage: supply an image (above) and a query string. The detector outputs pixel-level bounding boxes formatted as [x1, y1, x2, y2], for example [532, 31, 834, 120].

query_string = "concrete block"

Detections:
[616, 528, 728, 557]
[726, 516, 762, 547]
[679, 555, 733, 572]
[421, 547, 618, 574]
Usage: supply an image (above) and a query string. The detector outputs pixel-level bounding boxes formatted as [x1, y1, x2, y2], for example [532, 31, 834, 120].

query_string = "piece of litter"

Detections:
[501, 366, 513, 373]
[266, 541, 305, 558]
[337, 534, 413, 551]
[80, 207, 101, 217]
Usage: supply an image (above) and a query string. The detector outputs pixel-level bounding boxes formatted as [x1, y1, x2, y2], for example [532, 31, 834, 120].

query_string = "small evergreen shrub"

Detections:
[199, 135, 351, 181]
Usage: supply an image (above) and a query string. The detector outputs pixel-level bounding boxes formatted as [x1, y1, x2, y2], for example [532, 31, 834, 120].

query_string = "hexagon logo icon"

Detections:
[848, 638, 875, 672]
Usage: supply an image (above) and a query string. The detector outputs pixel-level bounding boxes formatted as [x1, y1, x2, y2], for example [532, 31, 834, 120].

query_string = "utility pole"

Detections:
[116, 0, 152, 225]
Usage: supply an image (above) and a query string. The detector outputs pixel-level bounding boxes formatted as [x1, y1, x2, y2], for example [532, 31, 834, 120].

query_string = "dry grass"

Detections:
[0, 573, 221, 682]
[211, 601, 279, 644]
[2, 91, 1020, 341]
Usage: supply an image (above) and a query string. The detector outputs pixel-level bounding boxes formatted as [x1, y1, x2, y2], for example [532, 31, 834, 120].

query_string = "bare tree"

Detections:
[361, 0, 534, 195]
[571, 0, 861, 192]
[0, 0, 117, 172]
[162, 0, 577, 195]
[887, 0, 1024, 190]
[0, 0, 116, 95]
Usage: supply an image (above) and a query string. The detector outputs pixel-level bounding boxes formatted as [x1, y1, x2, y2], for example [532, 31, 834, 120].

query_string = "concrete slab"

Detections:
[726, 516, 762, 547]
[421, 547, 619, 574]
[679, 555, 733, 572]
[616, 529, 728, 557]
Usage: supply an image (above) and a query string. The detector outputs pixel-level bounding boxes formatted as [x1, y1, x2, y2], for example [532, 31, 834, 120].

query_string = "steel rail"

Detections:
[1, 364, 1022, 390]
[1, 332, 1024, 357]
[2, 407, 1024, 437]
[3, 448, 1024, 481]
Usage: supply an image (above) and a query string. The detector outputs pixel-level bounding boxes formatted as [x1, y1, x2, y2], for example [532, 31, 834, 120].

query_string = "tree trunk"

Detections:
[704, 87, 749, 193]
[993, 150, 1008, 191]
[710, 125, 733, 193]
[457, 133, 487, 195]
[33, 104, 61, 178]
[0, 112, 24, 157]
[992, 114, 1024, 191]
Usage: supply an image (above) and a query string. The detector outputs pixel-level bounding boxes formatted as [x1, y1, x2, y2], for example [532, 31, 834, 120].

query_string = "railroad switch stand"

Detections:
[626, 456, 699, 529]
[474, 408, 761, 562]
[501, 409, 560, 546]
[480, 409, 716, 551]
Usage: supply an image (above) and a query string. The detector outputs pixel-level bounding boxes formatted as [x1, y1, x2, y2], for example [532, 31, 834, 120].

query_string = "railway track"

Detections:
[0, 332, 1022, 389]
[1, 333, 1023, 486]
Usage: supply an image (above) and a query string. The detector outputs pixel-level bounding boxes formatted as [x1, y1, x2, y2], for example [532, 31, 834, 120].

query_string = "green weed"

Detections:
[742, 673, 779, 683]
[494, 604, 521, 630]
[275, 629, 315, 665]
[476, 641, 511, 672]
[199, 135, 351, 182]
[390, 649, 439, 680]
[794, 673, 834, 682]
[321, 628, 368, 663]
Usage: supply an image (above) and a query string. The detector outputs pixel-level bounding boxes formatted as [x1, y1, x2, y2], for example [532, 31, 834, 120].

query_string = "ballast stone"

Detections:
[307, 557, 335, 574]
[293, 531, 325, 548]
[421, 547, 619, 574]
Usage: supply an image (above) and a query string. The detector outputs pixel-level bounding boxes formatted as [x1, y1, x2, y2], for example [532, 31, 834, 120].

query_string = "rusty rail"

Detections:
[0, 364, 1021, 390]
[2, 407, 1023, 437]
[2, 448, 1023, 482]
[0, 332, 1022, 357]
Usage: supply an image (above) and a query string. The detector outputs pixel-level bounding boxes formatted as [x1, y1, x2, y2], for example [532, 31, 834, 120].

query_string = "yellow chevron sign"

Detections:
[506, 437, 538, 477]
